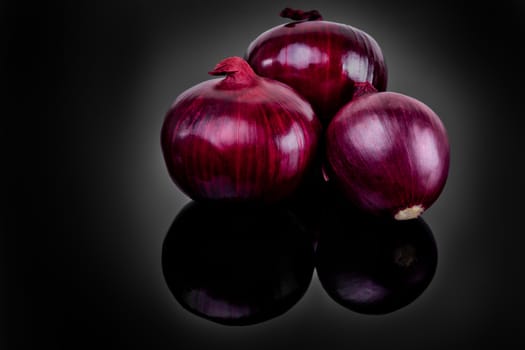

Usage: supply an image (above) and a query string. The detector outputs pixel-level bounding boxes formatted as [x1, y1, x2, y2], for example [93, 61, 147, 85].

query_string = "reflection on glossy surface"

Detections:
[162, 201, 315, 325]
[315, 204, 438, 314]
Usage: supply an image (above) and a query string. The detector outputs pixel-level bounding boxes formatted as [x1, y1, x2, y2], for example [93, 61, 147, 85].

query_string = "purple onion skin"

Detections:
[326, 92, 450, 220]
[246, 8, 387, 123]
[162, 201, 315, 326]
[161, 57, 321, 203]
[315, 205, 438, 315]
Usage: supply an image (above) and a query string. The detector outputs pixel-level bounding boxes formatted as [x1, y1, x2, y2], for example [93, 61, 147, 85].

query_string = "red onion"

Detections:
[161, 57, 321, 202]
[245, 8, 387, 123]
[325, 92, 450, 220]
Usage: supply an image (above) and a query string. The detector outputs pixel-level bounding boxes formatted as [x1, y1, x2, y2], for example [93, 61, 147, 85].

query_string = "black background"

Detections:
[5, 0, 525, 348]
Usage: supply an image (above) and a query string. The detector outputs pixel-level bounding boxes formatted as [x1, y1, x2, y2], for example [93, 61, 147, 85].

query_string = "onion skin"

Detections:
[315, 206, 438, 315]
[325, 92, 450, 220]
[161, 57, 321, 202]
[246, 8, 387, 123]
[162, 201, 315, 325]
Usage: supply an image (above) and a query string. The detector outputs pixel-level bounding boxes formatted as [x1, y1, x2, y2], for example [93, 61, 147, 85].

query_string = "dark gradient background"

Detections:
[5, 0, 525, 348]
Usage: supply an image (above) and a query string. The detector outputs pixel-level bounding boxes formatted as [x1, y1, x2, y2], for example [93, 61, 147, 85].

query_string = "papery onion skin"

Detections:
[315, 205, 438, 315]
[162, 201, 315, 325]
[246, 8, 387, 123]
[161, 57, 321, 202]
[325, 92, 450, 220]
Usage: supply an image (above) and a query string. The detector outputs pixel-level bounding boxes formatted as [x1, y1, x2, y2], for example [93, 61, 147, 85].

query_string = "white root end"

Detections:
[394, 205, 424, 220]
[321, 167, 330, 182]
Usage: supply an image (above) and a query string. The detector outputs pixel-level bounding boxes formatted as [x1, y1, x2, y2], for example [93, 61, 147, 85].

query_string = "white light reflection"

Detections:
[348, 115, 390, 160]
[342, 51, 371, 82]
[410, 125, 442, 188]
[276, 43, 328, 69]
[204, 116, 252, 150]
[335, 273, 387, 303]
[186, 288, 251, 319]
[276, 124, 304, 178]
[261, 58, 273, 68]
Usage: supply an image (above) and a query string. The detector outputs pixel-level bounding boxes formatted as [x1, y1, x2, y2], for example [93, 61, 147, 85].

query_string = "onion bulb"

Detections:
[325, 92, 450, 220]
[246, 8, 387, 123]
[161, 56, 321, 202]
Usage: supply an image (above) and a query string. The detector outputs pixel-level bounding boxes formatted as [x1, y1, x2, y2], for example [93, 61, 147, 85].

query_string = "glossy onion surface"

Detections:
[246, 8, 387, 122]
[326, 92, 450, 220]
[315, 205, 438, 315]
[162, 201, 315, 326]
[161, 57, 321, 202]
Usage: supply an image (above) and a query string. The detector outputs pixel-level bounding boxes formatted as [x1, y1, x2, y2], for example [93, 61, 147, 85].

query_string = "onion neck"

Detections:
[209, 56, 258, 89]
[280, 8, 323, 21]
[353, 82, 378, 99]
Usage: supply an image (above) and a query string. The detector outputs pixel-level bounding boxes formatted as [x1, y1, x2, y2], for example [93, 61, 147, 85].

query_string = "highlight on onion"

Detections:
[161, 56, 321, 202]
[325, 92, 450, 220]
[246, 8, 387, 123]
[315, 204, 438, 315]
[162, 201, 315, 326]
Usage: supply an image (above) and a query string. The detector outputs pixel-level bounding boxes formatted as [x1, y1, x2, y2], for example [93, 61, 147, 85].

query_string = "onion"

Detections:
[161, 56, 321, 202]
[325, 92, 450, 220]
[162, 201, 315, 325]
[315, 205, 438, 315]
[245, 8, 387, 123]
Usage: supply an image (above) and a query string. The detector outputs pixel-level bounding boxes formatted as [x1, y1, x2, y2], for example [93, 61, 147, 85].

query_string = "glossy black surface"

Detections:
[162, 202, 315, 325]
[9, 1, 525, 349]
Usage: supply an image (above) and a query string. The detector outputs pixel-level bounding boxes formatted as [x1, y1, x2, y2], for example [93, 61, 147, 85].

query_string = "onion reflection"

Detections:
[162, 201, 315, 325]
[315, 204, 438, 315]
